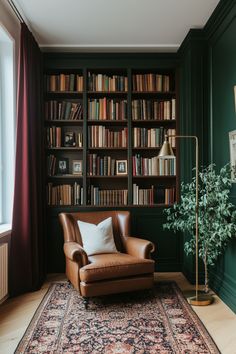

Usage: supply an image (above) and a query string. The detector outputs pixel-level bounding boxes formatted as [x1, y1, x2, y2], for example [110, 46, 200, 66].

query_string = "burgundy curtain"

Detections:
[10, 23, 46, 296]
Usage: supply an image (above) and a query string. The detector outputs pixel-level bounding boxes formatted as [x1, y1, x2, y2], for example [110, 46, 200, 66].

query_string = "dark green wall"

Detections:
[206, 0, 236, 312]
[178, 0, 236, 312]
[178, 31, 208, 283]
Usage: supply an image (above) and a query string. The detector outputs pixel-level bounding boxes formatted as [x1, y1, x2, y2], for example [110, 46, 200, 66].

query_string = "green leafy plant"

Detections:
[163, 163, 236, 292]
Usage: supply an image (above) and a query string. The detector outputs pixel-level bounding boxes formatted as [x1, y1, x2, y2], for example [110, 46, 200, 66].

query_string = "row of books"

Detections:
[88, 98, 127, 121]
[132, 154, 176, 176]
[132, 99, 176, 121]
[133, 128, 176, 148]
[133, 127, 164, 148]
[46, 127, 83, 148]
[89, 186, 128, 206]
[88, 126, 128, 148]
[87, 154, 116, 176]
[132, 184, 175, 205]
[165, 129, 176, 147]
[45, 74, 83, 92]
[44, 99, 176, 121]
[47, 155, 57, 176]
[46, 127, 175, 149]
[46, 127, 61, 148]
[47, 183, 84, 205]
[45, 72, 173, 93]
[46, 182, 175, 206]
[132, 73, 171, 92]
[88, 72, 128, 92]
[45, 100, 83, 121]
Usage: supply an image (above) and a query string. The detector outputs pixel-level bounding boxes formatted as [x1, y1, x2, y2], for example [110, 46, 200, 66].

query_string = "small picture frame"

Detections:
[72, 160, 83, 175]
[64, 131, 76, 147]
[116, 160, 127, 175]
[229, 130, 236, 182]
[57, 158, 69, 175]
[234, 85, 236, 113]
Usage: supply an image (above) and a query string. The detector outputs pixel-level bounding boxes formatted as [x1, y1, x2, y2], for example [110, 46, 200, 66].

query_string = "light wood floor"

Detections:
[0, 272, 236, 354]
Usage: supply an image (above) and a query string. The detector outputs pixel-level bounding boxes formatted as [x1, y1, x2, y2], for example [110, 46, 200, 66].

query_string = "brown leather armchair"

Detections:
[59, 210, 155, 304]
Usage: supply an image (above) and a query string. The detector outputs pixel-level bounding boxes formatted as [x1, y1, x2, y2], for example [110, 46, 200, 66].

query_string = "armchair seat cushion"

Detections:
[80, 253, 155, 283]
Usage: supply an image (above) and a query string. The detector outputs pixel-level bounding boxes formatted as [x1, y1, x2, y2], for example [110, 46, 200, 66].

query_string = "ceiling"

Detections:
[13, 0, 220, 52]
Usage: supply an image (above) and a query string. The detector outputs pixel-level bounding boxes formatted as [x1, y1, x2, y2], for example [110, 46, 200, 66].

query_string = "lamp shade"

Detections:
[158, 139, 175, 158]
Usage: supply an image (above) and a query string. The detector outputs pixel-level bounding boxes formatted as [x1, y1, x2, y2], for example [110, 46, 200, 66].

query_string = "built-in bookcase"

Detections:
[43, 53, 183, 273]
[44, 67, 177, 208]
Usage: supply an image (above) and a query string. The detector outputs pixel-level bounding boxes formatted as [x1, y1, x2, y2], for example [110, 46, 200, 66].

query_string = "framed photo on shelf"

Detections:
[234, 85, 236, 113]
[72, 160, 83, 175]
[64, 131, 76, 147]
[229, 130, 236, 182]
[116, 160, 127, 175]
[57, 158, 69, 175]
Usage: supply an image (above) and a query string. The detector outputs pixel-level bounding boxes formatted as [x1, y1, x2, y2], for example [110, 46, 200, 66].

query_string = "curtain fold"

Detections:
[10, 23, 45, 296]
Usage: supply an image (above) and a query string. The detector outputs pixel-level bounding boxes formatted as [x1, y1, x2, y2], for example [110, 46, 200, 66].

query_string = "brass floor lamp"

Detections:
[158, 134, 213, 306]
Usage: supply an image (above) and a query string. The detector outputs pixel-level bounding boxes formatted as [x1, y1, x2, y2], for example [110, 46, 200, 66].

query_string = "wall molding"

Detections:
[210, 268, 236, 313]
[205, 0, 236, 313]
[204, 0, 236, 41]
[177, 29, 205, 57]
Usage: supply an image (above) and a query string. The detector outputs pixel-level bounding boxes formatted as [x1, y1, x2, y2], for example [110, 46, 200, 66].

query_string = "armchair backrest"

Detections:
[59, 210, 131, 252]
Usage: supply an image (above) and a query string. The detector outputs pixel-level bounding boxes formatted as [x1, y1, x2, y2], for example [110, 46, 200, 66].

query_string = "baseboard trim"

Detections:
[210, 269, 236, 313]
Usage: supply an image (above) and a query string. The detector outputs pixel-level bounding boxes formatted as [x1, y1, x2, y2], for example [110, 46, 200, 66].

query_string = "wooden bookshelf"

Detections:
[44, 67, 177, 208]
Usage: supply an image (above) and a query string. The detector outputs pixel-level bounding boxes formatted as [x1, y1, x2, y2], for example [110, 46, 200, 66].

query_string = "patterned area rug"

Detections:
[15, 281, 220, 353]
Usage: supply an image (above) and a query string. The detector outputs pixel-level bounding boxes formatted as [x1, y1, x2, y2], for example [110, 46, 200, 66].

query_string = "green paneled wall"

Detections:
[178, 0, 236, 312]
[206, 0, 236, 312]
[178, 31, 207, 284]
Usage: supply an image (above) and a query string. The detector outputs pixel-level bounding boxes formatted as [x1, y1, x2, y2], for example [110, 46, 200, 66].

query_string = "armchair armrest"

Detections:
[122, 236, 155, 259]
[63, 242, 88, 267]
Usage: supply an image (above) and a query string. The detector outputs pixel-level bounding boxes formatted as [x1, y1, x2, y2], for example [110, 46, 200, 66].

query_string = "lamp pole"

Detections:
[159, 134, 213, 306]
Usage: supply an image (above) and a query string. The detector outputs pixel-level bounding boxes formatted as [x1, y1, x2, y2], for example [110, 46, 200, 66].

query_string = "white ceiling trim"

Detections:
[40, 44, 180, 53]
[4, 0, 31, 29]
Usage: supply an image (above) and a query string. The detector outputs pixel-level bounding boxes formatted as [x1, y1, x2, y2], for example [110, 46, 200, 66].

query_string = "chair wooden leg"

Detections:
[83, 297, 89, 310]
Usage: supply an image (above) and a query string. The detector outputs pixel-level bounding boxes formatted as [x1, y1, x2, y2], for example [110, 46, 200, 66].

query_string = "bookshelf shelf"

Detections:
[87, 120, 127, 125]
[87, 175, 128, 179]
[45, 92, 83, 99]
[46, 203, 174, 209]
[46, 147, 83, 151]
[47, 90, 83, 94]
[47, 175, 83, 179]
[132, 175, 176, 179]
[131, 120, 175, 124]
[88, 147, 128, 151]
[87, 91, 128, 96]
[45, 120, 83, 125]
[132, 147, 176, 150]
[132, 91, 175, 95]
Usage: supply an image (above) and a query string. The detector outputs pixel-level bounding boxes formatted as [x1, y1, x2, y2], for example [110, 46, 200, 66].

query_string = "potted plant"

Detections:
[163, 163, 236, 292]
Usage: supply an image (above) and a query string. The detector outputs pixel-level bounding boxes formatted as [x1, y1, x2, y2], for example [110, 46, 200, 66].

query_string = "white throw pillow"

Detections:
[77, 217, 118, 256]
